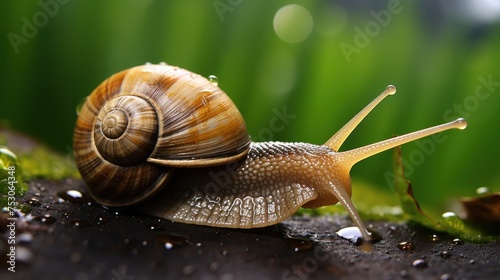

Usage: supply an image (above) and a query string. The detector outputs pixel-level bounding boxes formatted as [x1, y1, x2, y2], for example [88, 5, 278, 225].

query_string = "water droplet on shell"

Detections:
[208, 75, 218, 86]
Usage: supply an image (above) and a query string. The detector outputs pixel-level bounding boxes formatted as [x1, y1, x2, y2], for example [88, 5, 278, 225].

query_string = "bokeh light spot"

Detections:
[273, 4, 314, 43]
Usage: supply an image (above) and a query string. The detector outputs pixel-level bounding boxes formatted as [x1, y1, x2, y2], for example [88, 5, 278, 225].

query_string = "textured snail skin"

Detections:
[139, 142, 352, 228]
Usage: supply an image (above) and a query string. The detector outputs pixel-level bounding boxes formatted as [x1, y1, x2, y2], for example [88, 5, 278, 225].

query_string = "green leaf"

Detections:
[391, 146, 497, 242]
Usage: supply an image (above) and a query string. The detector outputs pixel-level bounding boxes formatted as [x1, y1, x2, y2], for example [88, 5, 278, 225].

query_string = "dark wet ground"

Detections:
[1, 178, 499, 280]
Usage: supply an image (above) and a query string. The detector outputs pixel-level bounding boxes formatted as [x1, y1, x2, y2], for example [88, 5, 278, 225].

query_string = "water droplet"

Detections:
[147, 223, 164, 231]
[336, 226, 382, 245]
[207, 75, 218, 86]
[476, 186, 490, 195]
[70, 219, 91, 228]
[67, 190, 82, 198]
[440, 251, 451, 258]
[156, 234, 191, 250]
[397, 241, 415, 251]
[429, 234, 441, 242]
[451, 238, 464, 245]
[469, 259, 475, 264]
[442, 212, 456, 218]
[26, 198, 41, 207]
[441, 212, 463, 229]
[0, 146, 19, 168]
[34, 214, 57, 224]
[412, 259, 428, 269]
[283, 235, 313, 252]
[16, 246, 34, 264]
[57, 190, 92, 204]
[440, 273, 453, 280]
[76, 96, 88, 115]
[18, 233, 34, 244]
[95, 215, 109, 225]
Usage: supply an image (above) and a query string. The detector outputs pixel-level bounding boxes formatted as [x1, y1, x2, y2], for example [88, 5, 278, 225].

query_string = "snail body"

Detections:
[74, 63, 467, 245]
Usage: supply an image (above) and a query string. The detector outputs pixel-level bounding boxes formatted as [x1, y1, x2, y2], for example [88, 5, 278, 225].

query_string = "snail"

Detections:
[74, 63, 467, 247]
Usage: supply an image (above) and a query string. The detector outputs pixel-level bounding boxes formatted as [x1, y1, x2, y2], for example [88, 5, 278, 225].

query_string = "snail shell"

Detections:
[74, 63, 250, 206]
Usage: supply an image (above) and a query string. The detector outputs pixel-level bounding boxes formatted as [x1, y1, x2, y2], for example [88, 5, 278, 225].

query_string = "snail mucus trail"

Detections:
[74, 63, 467, 250]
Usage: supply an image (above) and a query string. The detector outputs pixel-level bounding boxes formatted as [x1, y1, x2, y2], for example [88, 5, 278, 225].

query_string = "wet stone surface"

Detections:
[1, 179, 499, 280]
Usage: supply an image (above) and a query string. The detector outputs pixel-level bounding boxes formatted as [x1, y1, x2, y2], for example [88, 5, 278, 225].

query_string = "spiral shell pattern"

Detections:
[74, 63, 251, 206]
[94, 95, 158, 166]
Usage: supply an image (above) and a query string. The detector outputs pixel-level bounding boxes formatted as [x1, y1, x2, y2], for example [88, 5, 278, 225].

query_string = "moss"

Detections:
[0, 131, 79, 181]
[0, 130, 79, 210]
[0, 146, 27, 209]
[18, 146, 80, 180]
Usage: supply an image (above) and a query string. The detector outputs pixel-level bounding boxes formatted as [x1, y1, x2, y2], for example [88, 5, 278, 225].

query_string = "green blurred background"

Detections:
[1, 0, 499, 212]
